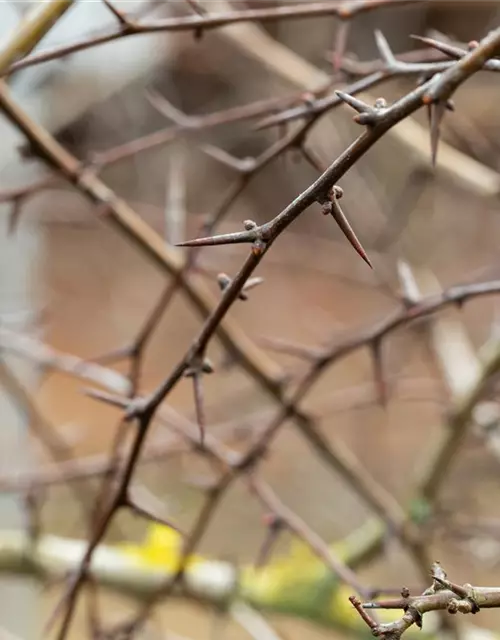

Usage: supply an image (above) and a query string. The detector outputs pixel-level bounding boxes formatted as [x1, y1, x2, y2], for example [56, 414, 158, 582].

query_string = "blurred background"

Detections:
[2, 1, 500, 638]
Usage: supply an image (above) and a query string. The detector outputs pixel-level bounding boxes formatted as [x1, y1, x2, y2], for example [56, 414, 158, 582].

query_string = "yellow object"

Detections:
[115, 524, 455, 638]
[119, 524, 203, 573]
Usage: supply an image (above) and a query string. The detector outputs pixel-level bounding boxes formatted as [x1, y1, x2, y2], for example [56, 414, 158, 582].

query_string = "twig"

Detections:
[3, 0, 418, 76]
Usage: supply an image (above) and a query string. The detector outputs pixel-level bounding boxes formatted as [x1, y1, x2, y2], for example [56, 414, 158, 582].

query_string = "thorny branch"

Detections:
[350, 562, 500, 638]
[2, 1, 500, 639]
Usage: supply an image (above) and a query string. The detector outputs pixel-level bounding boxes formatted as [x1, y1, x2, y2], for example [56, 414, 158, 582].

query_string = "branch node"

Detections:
[407, 605, 423, 629]
[124, 397, 150, 422]
[252, 238, 267, 256]
[448, 598, 459, 614]
[184, 356, 214, 377]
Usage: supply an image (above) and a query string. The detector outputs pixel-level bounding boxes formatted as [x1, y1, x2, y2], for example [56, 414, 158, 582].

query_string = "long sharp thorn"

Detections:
[330, 200, 372, 268]
[374, 30, 396, 66]
[335, 90, 371, 114]
[410, 34, 463, 59]
[243, 276, 265, 292]
[84, 388, 127, 409]
[176, 230, 255, 247]
[426, 101, 432, 136]
[430, 100, 446, 168]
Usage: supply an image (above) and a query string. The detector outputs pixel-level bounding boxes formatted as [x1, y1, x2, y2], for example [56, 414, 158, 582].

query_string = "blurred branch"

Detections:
[0, 81, 285, 394]
[0, 529, 380, 625]
[2, 0, 418, 76]
[229, 601, 285, 640]
[0, 0, 74, 72]
[0, 327, 131, 395]
[402, 267, 500, 483]
[0, 530, 497, 639]
[0, 358, 96, 520]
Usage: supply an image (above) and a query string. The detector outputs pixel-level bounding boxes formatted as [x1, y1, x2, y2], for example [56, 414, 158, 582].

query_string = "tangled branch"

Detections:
[2, 1, 500, 639]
